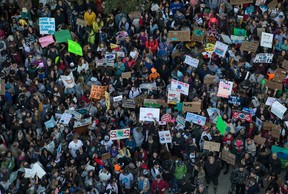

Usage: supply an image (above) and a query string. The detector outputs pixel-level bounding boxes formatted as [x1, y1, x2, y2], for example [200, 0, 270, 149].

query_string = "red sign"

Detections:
[161, 114, 172, 122]
[232, 110, 252, 123]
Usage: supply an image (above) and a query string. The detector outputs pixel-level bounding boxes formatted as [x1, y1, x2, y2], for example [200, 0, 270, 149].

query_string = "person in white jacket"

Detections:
[77, 58, 89, 75]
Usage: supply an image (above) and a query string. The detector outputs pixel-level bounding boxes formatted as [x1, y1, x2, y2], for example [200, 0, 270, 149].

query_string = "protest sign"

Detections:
[191, 27, 206, 42]
[9, 171, 18, 183]
[167, 89, 181, 105]
[161, 114, 172, 122]
[113, 95, 123, 102]
[226, 123, 235, 133]
[44, 116, 56, 128]
[60, 72, 75, 88]
[217, 80, 233, 98]
[234, 28, 247, 36]
[183, 101, 202, 113]
[256, 117, 263, 128]
[65, 110, 82, 120]
[184, 55, 199, 68]
[261, 32, 274, 48]
[90, 85, 108, 99]
[232, 110, 252, 122]
[203, 141, 221, 152]
[159, 131, 172, 143]
[271, 125, 281, 139]
[283, 60, 288, 70]
[105, 91, 110, 110]
[221, 150, 236, 166]
[31, 162, 46, 179]
[204, 75, 217, 84]
[230, 0, 253, 5]
[268, 0, 278, 8]
[122, 99, 136, 109]
[264, 79, 283, 90]
[221, 34, 232, 44]
[38, 35, 54, 48]
[207, 108, 221, 117]
[176, 115, 186, 126]
[265, 97, 276, 106]
[216, 116, 226, 135]
[59, 113, 72, 125]
[242, 107, 256, 117]
[110, 128, 130, 140]
[144, 99, 168, 108]
[0, 79, 5, 95]
[168, 30, 191, 42]
[73, 117, 92, 128]
[254, 135, 267, 145]
[102, 153, 111, 160]
[230, 35, 246, 44]
[257, 28, 266, 37]
[240, 41, 259, 53]
[254, 53, 273, 63]
[76, 18, 87, 26]
[24, 168, 36, 178]
[273, 69, 287, 83]
[271, 101, 287, 119]
[121, 72, 132, 79]
[263, 122, 274, 130]
[213, 41, 228, 57]
[39, 17, 55, 34]
[139, 107, 160, 122]
[206, 36, 217, 44]
[43, 141, 55, 153]
[228, 96, 241, 106]
[68, 39, 83, 56]
[171, 79, 189, 95]
[185, 112, 206, 126]
[54, 30, 72, 43]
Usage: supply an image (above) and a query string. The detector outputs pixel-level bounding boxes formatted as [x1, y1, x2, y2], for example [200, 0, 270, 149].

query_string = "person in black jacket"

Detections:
[203, 156, 221, 194]
[269, 153, 282, 175]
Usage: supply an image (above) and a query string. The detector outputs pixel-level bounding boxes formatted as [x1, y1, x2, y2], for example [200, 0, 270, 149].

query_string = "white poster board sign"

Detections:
[113, 95, 123, 102]
[254, 53, 273, 63]
[213, 41, 228, 57]
[221, 34, 232, 44]
[271, 101, 287, 119]
[139, 107, 160, 122]
[167, 89, 181, 104]
[261, 32, 273, 48]
[158, 131, 172, 143]
[184, 55, 199, 68]
[171, 79, 189, 95]
[110, 128, 131, 140]
[60, 72, 75, 88]
[265, 97, 276, 106]
[217, 80, 233, 98]
[59, 113, 72, 125]
[39, 17, 55, 35]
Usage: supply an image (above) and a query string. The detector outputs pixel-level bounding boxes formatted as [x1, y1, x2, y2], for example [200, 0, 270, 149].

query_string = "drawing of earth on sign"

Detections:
[194, 29, 204, 37]
[117, 130, 124, 137]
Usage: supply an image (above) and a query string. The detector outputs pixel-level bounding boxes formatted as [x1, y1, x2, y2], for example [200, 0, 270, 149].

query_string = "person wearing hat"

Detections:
[148, 68, 160, 81]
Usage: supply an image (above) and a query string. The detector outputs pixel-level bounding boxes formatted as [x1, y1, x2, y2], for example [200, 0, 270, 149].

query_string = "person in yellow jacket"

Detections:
[92, 17, 104, 34]
[148, 68, 160, 81]
[84, 8, 96, 26]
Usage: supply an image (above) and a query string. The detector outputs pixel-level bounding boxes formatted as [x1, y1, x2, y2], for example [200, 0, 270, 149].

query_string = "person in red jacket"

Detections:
[151, 175, 169, 194]
[145, 36, 158, 54]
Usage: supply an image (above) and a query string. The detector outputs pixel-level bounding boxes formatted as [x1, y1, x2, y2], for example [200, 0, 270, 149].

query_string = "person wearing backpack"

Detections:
[136, 173, 150, 194]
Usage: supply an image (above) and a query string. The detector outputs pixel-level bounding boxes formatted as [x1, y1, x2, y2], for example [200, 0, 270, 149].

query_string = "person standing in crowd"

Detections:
[204, 156, 221, 194]
[151, 175, 170, 194]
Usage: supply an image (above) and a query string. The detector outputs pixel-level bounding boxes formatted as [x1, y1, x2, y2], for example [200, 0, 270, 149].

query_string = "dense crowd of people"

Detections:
[0, 0, 288, 194]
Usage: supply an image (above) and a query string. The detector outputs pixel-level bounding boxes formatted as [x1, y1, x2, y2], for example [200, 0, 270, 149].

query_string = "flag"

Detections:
[68, 39, 83, 56]
[216, 116, 226, 135]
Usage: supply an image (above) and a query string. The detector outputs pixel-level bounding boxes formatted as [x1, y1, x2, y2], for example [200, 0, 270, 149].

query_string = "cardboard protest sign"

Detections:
[257, 28, 266, 37]
[230, 0, 253, 5]
[261, 32, 274, 48]
[232, 110, 252, 122]
[122, 99, 136, 109]
[139, 107, 160, 122]
[217, 80, 233, 98]
[192, 27, 206, 42]
[186, 112, 206, 126]
[213, 41, 228, 57]
[60, 72, 75, 88]
[263, 122, 274, 130]
[167, 89, 181, 105]
[271, 101, 287, 119]
[221, 150, 236, 166]
[102, 153, 111, 160]
[171, 79, 189, 95]
[68, 39, 83, 56]
[144, 99, 168, 108]
[204, 75, 217, 84]
[76, 18, 87, 26]
[90, 85, 108, 99]
[184, 55, 199, 68]
[168, 30, 191, 42]
[271, 125, 281, 139]
[240, 41, 259, 53]
[268, 0, 278, 8]
[254, 53, 273, 63]
[0, 79, 5, 95]
[254, 135, 267, 145]
[183, 101, 202, 113]
[264, 79, 283, 90]
[54, 30, 72, 43]
[234, 28, 247, 36]
[203, 141, 221, 152]
[128, 11, 142, 19]
[121, 72, 132, 79]
[39, 17, 55, 34]
[283, 60, 288, 70]
[134, 94, 148, 105]
[105, 91, 110, 110]
[110, 128, 130, 140]
[159, 131, 172, 143]
[38, 35, 54, 48]
[273, 69, 287, 83]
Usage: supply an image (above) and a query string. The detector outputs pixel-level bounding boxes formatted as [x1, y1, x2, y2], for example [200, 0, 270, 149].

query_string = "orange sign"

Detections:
[90, 85, 108, 99]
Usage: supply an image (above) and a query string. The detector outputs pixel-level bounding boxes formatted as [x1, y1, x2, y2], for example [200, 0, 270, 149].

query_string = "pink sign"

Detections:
[39, 35, 54, 48]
